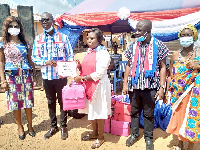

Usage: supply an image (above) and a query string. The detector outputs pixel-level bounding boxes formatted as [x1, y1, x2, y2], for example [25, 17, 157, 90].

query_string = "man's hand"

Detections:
[122, 83, 128, 95]
[45, 60, 57, 67]
[154, 88, 164, 100]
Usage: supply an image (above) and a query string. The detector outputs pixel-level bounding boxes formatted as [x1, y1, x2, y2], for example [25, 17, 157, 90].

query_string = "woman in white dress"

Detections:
[75, 28, 111, 149]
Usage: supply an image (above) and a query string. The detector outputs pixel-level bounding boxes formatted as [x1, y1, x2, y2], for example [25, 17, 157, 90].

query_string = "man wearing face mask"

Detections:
[123, 19, 169, 150]
[32, 12, 74, 140]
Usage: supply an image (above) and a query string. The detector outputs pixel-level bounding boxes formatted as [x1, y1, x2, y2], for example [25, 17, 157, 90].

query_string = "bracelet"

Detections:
[160, 85, 165, 89]
[165, 94, 169, 97]
[85, 75, 87, 81]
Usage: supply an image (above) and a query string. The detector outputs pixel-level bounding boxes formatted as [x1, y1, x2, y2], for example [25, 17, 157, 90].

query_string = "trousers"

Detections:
[129, 88, 156, 139]
[43, 78, 68, 128]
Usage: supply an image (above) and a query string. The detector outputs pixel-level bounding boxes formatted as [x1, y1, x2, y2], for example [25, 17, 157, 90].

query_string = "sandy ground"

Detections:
[0, 50, 200, 150]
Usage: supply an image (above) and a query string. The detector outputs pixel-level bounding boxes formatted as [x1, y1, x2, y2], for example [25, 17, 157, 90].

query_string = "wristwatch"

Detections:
[160, 85, 165, 89]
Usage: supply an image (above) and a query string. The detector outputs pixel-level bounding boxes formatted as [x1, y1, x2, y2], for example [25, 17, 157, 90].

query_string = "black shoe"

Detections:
[126, 134, 139, 147]
[61, 127, 68, 140]
[44, 127, 59, 139]
[19, 133, 26, 140]
[146, 139, 154, 150]
[27, 124, 36, 137]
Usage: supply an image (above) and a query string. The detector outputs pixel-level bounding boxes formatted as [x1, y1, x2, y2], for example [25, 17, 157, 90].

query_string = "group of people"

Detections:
[0, 11, 199, 150]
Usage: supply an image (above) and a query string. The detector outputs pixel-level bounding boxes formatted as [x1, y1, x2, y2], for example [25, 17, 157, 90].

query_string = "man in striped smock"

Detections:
[32, 12, 74, 140]
[123, 19, 169, 150]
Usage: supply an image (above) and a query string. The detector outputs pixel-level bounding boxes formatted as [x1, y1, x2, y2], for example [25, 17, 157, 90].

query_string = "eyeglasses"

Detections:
[40, 18, 50, 23]
[8, 25, 20, 28]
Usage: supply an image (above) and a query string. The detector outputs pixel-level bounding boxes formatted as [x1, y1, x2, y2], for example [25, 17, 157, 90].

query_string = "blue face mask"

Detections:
[180, 37, 194, 47]
[136, 32, 148, 42]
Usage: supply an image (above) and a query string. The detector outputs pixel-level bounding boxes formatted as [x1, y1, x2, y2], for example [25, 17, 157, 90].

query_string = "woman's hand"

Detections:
[75, 59, 81, 71]
[74, 76, 83, 83]
[1, 81, 9, 91]
[186, 61, 199, 70]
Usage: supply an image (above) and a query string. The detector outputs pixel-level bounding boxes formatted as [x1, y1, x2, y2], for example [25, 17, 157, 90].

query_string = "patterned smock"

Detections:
[0, 42, 34, 111]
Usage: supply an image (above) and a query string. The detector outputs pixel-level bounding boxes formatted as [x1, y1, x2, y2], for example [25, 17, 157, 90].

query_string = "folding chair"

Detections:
[111, 61, 128, 94]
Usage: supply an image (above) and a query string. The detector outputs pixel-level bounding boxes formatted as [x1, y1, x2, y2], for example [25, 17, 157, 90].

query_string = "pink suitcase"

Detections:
[62, 81, 86, 110]
[104, 118, 111, 133]
[111, 119, 130, 137]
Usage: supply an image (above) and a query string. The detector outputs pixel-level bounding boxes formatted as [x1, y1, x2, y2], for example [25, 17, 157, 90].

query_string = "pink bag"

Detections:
[111, 119, 130, 137]
[62, 81, 86, 111]
[114, 101, 131, 122]
[104, 118, 111, 133]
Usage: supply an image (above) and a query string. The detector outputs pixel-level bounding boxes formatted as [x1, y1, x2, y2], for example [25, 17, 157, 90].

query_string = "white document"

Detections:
[57, 61, 77, 77]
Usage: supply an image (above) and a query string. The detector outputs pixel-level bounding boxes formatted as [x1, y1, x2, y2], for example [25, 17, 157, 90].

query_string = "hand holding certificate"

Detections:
[57, 61, 77, 78]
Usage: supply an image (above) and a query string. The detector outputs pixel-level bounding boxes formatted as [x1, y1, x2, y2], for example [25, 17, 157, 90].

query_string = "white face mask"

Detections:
[8, 28, 20, 36]
[180, 37, 194, 47]
[43, 25, 53, 32]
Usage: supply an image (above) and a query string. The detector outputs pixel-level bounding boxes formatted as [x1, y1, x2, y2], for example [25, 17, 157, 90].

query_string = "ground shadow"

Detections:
[0, 109, 37, 126]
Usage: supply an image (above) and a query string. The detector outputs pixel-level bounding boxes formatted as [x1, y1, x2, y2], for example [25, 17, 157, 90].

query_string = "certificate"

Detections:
[57, 61, 77, 77]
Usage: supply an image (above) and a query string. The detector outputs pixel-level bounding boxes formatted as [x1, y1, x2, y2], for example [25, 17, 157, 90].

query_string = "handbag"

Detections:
[114, 101, 131, 122]
[62, 81, 86, 110]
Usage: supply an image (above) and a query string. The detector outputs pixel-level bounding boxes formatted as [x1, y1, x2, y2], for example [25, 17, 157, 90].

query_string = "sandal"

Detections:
[91, 139, 104, 149]
[82, 134, 97, 141]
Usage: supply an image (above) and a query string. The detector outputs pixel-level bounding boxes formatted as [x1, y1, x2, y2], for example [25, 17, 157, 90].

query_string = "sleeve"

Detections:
[124, 42, 134, 61]
[63, 34, 74, 61]
[90, 50, 111, 82]
[157, 40, 169, 63]
[31, 37, 46, 66]
[0, 42, 3, 49]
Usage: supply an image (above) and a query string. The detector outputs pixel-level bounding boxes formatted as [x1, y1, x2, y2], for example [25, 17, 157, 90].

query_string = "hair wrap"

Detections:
[178, 24, 198, 42]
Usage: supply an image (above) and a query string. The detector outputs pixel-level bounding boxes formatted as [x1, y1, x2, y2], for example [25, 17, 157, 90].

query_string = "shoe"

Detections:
[27, 124, 36, 137]
[18, 125, 25, 140]
[146, 139, 154, 150]
[44, 127, 59, 139]
[61, 127, 68, 140]
[19, 133, 26, 140]
[126, 134, 139, 147]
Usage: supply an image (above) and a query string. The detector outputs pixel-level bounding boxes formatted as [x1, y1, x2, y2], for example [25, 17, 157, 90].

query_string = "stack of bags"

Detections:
[104, 95, 131, 137]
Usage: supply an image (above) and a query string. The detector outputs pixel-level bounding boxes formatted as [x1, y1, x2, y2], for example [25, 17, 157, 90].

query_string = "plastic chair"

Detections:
[111, 61, 128, 94]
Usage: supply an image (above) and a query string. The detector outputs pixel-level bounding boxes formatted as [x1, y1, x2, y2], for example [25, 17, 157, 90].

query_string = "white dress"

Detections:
[79, 49, 111, 120]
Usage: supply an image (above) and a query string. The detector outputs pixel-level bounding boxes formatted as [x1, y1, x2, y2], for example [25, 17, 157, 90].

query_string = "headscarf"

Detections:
[178, 24, 198, 42]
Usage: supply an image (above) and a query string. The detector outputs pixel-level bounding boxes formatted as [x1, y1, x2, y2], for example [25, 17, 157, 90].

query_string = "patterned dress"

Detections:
[0, 42, 34, 111]
[166, 54, 200, 142]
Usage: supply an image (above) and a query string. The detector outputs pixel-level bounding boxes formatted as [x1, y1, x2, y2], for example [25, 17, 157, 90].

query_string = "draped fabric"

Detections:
[167, 57, 200, 142]
[55, 7, 200, 43]
[57, 22, 86, 50]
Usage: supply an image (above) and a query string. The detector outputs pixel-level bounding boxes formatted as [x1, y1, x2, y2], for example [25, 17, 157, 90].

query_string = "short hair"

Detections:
[88, 28, 104, 44]
[137, 19, 152, 31]
[41, 12, 54, 20]
[1, 16, 28, 49]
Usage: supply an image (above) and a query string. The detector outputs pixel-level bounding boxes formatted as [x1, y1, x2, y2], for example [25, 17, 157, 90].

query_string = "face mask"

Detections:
[8, 28, 20, 36]
[136, 32, 148, 42]
[180, 37, 194, 47]
[43, 25, 53, 32]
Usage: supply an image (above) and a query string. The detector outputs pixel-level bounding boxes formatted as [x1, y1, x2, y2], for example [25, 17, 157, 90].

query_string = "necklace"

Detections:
[180, 49, 194, 62]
